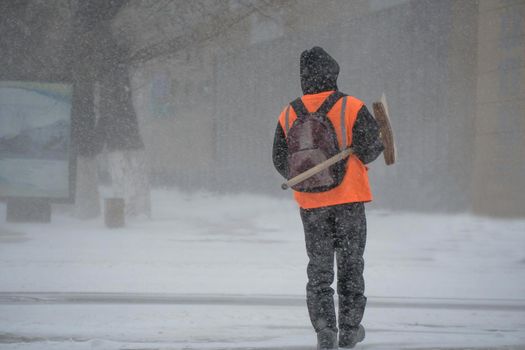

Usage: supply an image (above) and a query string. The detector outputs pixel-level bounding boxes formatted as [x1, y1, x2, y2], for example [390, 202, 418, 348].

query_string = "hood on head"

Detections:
[300, 46, 339, 95]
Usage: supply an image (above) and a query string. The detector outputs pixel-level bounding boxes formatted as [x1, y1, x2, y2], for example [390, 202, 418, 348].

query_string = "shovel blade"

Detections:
[372, 94, 396, 165]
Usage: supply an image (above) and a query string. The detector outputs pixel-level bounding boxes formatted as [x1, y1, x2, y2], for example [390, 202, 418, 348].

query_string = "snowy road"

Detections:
[1, 292, 525, 312]
[1, 292, 524, 350]
[1, 190, 525, 349]
[0, 304, 523, 350]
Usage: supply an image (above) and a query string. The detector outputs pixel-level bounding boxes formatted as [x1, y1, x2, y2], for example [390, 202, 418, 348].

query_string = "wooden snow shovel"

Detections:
[281, 93, 396, 190]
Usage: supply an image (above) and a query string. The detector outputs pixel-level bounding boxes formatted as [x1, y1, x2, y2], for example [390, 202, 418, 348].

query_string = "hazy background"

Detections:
[1, 0, 524, 217]
[1, 2, 524, 348]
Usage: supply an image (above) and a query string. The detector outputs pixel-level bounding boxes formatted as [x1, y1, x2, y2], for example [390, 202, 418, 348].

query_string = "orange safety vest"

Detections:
[278, 91, 372, 209]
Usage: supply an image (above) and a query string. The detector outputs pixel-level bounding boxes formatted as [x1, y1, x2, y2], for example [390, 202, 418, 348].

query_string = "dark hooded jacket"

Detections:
[272, 47, 384, 179]
[300, 46, 340, 94]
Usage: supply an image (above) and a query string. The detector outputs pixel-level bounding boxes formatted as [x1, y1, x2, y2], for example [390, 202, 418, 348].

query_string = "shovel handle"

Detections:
[281, 148, 353, 190]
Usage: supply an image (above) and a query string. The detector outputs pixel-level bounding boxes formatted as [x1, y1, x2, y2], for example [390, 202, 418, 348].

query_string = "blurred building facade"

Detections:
[3, 0, 522, 217]
[113, 0, 524, 217]
[472, 1, 525, 217]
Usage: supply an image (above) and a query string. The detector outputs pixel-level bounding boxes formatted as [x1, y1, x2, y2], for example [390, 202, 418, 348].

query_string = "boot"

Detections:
[339, 324, 365, 349]
[317, 328, 338, 350]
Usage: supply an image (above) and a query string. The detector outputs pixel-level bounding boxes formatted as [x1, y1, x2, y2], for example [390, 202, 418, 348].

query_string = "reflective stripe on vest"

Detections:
[340, 96, 347, 150]
[285, 106, 290, 135]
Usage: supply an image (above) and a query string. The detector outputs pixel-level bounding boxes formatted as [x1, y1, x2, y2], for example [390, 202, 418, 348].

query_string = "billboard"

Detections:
[0, 81, 73, 200]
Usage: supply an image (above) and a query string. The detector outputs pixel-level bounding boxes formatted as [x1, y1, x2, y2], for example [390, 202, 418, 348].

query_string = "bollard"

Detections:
[105, 198, 125, 228]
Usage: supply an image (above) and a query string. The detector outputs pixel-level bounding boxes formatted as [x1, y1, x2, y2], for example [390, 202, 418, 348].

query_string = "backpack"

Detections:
[285, 91, 348, 192]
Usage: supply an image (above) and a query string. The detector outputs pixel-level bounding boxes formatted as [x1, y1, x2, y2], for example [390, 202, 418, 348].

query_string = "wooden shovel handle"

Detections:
[281, 148, 353, 190]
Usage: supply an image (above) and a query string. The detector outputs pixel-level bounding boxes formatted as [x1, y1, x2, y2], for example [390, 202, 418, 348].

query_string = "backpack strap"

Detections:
[316, 91, 345, 115]
[318, 91, 348, 149]
[290, 97, 309, 118]
[340, 96, 348, 149]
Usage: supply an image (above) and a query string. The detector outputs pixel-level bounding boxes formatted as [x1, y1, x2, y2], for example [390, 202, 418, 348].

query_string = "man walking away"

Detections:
[272, 47, 384, 349]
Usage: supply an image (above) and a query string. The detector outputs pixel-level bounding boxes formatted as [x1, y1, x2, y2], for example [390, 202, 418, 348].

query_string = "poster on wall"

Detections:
[0, 81, 73, 200]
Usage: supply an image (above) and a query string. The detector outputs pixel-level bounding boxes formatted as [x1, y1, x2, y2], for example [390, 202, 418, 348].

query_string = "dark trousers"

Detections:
[300, 202, 367, 334]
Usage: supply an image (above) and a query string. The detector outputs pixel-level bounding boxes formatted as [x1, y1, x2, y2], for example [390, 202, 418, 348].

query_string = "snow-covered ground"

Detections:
[0, 189, 524, 349]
